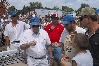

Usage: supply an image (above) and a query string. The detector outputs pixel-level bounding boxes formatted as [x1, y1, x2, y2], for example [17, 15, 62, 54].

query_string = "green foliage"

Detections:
[22, 5, 29, 15]
[62, 6, 74, 12]
[20, 1, 43, 15]
[8, 6, 16, 11]
[29, 2, 43, 9]
[9, 1, 94, 16]
[76, 3, 90, 15]
[52, 6, 60, 10]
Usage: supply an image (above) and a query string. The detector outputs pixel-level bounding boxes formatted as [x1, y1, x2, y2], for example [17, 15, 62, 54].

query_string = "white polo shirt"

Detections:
[59, 26, 86, 43]
[20, 29, 51, 58]
[4, 21, 29, 42]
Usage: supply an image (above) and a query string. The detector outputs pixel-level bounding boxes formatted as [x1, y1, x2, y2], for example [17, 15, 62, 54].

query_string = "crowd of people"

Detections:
[0, 7, 99, 66]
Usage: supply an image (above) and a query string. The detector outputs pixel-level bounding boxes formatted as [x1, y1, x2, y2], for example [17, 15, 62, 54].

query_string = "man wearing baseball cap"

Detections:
[4, 11, 29, 50]
[60, 14, 86, 66]
[79, 7, 99, 66]
[20, 17, 53, 66]
[44, 14, 64, 66]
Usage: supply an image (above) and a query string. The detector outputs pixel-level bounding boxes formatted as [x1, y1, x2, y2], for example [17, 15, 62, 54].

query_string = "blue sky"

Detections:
[7, 0, 99, 10]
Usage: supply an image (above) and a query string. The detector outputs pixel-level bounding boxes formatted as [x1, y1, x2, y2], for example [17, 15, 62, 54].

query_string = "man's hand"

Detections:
[7, 46, 10, 50]
[61, 54, 72, 66]
[49, 58, 54, 66]
[62, 54, 72, 62]
[70, 31, 77, 40]
[29, 41, 37, 46]
[61, 58, 67, 66]
[52, 42, 59, 47]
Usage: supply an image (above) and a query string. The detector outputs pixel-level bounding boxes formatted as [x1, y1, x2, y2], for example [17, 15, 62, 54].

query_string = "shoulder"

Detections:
[18, 21, 26, 25]
[44, 24, 51, 30]
[45, 23, 51, 27]
[72, 54, 82, 65]
[40, 29, 49, 37]
[23, 29, 32, 34]
[5, 22, 11, 27]
[76, 26, 86, 33]
[76, 26, 85, 31]
[40, 29, 47, 34]
[62, 29, 68, 34]
[57, 24, 64, 29]
[58, 24, 64, 27]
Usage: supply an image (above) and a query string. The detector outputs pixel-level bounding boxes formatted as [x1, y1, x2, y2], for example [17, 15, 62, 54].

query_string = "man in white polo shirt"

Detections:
[4, 11, 29, 50]
[20, 17, 53, 66]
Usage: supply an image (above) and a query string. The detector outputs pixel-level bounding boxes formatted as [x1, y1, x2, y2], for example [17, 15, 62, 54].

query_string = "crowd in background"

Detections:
[0, 7, 99, 66]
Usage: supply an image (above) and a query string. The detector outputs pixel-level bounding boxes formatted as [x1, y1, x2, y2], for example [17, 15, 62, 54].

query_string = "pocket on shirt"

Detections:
[41, 39, 46, 46]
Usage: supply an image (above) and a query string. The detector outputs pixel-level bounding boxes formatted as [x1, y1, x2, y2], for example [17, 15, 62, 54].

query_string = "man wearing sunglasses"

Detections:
[4, 11, 29, 50]
[20, 17, 53, 66]
[79, 7, 99, 66]
[59, 14, 86, 66]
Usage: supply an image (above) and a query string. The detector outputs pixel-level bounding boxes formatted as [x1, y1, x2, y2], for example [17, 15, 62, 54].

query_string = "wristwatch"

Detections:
[51, 57, 54, 59]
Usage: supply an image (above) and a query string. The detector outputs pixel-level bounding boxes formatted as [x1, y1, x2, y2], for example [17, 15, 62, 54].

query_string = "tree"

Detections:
[21, 5, 29, 15]
[29, 2, 43, 9]
[8, 6, 16, 11]
[62, 6, 74, 12]
[76, 3, 90, 15]
[44, 7, 51, 10]
[52, 6, 60, 10]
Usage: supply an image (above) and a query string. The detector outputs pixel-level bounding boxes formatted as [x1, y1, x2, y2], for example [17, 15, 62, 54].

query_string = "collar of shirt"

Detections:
[31, 29, 40, 35]
[10, 21, 19, 27]
[85, 28, 99, 38]
[86, 32, 95, 38]
[11, 21, 19, 24]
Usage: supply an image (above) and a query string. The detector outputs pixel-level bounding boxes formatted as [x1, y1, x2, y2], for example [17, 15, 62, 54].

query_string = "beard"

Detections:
[66, 27, 73, 33]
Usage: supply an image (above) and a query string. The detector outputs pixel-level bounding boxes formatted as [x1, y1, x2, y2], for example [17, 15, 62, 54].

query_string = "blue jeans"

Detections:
[47, 47, 62, 62]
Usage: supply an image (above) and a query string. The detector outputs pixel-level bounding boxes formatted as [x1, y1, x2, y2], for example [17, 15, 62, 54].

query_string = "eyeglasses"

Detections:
[79, 15, 88, 21]
[51, 17, 59, 20]
[12, 14, 17, 17]
[79, 17, 85, 21]
[64, 24, 68, 26]
[32, 25, 39, 28]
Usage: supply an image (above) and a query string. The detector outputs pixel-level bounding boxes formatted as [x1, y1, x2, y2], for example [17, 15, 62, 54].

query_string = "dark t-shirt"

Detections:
[85, 28, 99, 66]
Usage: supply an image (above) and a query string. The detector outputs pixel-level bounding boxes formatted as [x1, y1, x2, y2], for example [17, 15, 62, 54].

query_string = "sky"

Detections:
[6, 0, 99, 10]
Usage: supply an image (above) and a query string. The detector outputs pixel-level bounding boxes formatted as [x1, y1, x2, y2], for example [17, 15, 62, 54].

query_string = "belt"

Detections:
[30, 56, 46, 59]
[13, 41, 20, 43]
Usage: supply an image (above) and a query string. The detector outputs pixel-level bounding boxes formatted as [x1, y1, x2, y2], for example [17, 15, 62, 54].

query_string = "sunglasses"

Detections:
[79, 15, 88, 21]
[32, 25, 39, 28]
[12, 14, 17, 17]
[52, 17, 59, 20]
[64, 24, 68, 26]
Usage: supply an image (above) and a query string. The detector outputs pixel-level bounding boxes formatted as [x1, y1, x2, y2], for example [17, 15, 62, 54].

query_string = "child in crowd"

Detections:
[61, 33, 93, 66]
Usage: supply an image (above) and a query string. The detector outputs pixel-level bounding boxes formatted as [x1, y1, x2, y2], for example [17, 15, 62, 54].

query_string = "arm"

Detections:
[72, 60, 77, 66]
[20, 43, 30, 50]
[59, 42, 64, 51]
[58, 29, 66, 48]
[4, 25, 9, 46]
[4, 36, 10, 46]
[45, 31, 53, 58]
[59, 42, 64, 47]
[20, 41, 36, 50]
[46, 45, 53, 58]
